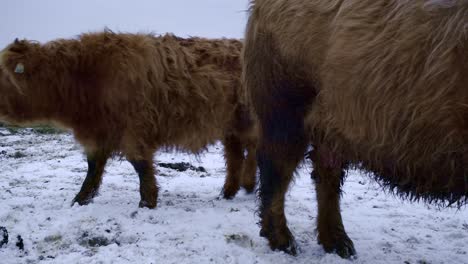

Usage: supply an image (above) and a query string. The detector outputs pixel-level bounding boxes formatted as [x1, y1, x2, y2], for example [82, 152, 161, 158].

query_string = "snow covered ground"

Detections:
[0, 128, 467, 264]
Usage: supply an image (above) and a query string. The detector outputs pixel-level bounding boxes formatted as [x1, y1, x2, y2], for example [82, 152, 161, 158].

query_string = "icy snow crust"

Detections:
[0, 129, 467, 264]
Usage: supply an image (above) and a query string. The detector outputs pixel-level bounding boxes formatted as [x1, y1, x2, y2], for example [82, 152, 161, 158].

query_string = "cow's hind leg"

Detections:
[222, 135, 244, 199]
[257, 143, 306, 255]
[249, 70, 311, 256]
[72, 149, 111, 206]
[129, 155, 158, 209]
[244, 29, 315, 254]
[310, 146, 356, 258]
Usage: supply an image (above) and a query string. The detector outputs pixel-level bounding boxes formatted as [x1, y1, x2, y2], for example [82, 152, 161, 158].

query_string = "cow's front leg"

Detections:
[72, 148, 110, 206]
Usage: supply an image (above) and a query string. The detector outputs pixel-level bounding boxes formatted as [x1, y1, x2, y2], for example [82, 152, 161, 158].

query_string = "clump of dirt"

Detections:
[10, 151, 27, 159]
[77, 230, 123, 248]
[87, 237, 111, 247]
[16, 235, 24, 250]
[158, 162, 206, 173]
[0, 228, 24, 251]
[0, 226, 8, 248]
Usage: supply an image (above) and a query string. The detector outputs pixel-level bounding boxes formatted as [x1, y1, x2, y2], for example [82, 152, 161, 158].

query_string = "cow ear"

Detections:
[8, 38, 29, 54]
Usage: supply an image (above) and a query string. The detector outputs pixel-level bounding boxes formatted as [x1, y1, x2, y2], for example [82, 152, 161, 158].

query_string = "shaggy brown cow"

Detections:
[0, 31, 257, 208]
[243, 0, 468, 258]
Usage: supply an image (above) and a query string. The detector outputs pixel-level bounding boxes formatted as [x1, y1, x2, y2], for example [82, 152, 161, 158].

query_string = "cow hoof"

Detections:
[263, 227, 297, 256]
[259, 228, 269, 238]
[241, 182, 255, 194]
[270, 235, 297, 256]
[222, 186, 240, 199]
[71, 195, 93, 206]
[334, 237, 356, 259]
[320, 234, 356, 259]
[139, 199, 157, 209]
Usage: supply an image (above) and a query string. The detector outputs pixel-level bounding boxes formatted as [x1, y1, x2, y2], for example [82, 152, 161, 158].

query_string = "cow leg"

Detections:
[222, 135, 244, 199]
[254, 78, 310, 256]
[256, 113, 308, 255]
[243, 29, 316, 254]
[72, 149, 110, 206]
[241, 142, 257, 193]
[257, 152, 300, 255]
[129, 156, 158, 209]
[310, 146, 356, 258]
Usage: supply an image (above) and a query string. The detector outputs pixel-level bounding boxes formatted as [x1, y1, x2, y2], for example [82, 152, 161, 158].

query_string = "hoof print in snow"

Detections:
[130, 211, 138, 219]
[0, 226, 8, 248]
[225, 234, 253, 248]
[16, 235, 24, 250]
[184, 207, 195, 212]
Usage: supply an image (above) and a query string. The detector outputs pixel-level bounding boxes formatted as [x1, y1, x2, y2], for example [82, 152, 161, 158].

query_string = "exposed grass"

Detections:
[0, 123, 22, 135]
[31, 126, 64, 135]
[0, 123, 64, 135]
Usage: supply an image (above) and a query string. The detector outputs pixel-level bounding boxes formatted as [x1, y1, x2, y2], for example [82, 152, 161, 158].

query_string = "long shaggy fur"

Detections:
[243, 0, 468, 257]
[0, 31, 257, 205]
[245, 0, 468, 205]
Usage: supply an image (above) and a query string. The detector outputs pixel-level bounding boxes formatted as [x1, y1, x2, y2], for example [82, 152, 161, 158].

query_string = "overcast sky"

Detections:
[1, 0, 249, 47]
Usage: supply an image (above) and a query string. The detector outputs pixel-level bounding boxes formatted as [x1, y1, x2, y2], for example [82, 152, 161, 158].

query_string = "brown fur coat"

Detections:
[245, 0, 468, 204]
[243, 0, 468, 257]
[0, 31, 257, 207]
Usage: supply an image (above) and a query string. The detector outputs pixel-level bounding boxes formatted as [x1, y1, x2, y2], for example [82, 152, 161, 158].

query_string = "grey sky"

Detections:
[1, 0, 249, 47]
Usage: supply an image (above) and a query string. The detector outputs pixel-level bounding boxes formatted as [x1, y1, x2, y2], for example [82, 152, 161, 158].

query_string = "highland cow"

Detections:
[0, 31, 257, 209]
[243, 0, 468, 258]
